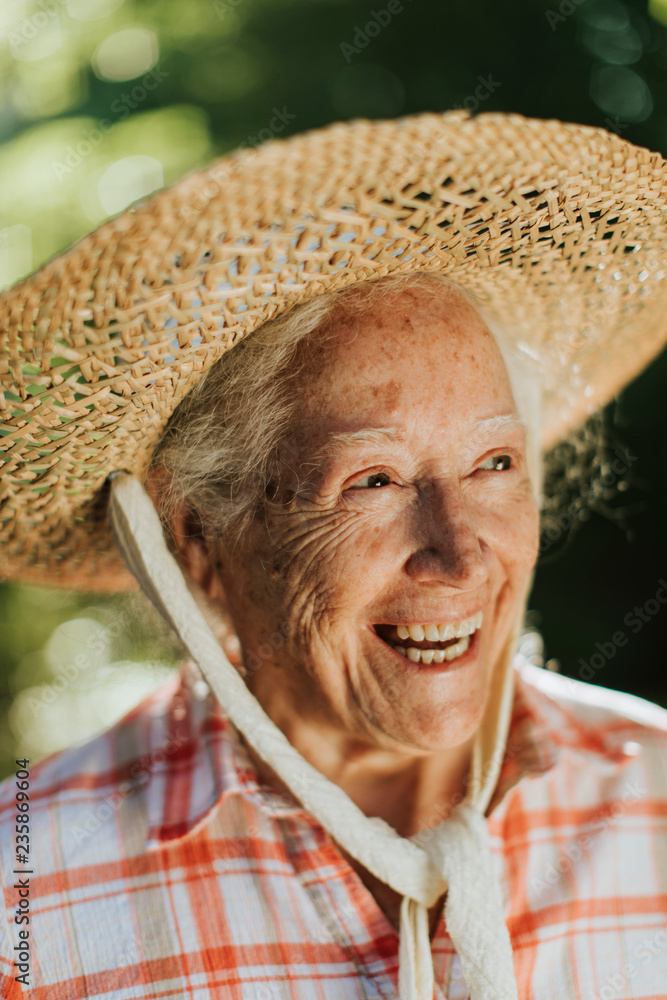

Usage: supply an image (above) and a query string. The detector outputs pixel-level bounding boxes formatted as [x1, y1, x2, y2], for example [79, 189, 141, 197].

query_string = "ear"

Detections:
[169, 505, 228, 602]
[144, 466, 243, 667]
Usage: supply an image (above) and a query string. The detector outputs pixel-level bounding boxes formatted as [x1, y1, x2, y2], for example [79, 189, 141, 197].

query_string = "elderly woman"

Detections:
[1, 111, 667, 1000]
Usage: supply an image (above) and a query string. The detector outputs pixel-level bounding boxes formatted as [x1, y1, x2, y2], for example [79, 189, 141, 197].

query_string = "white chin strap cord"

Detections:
[108, 473, 519, 1000]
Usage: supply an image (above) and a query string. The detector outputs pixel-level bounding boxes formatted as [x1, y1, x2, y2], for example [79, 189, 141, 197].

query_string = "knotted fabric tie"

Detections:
[108, 473, 519, 1000]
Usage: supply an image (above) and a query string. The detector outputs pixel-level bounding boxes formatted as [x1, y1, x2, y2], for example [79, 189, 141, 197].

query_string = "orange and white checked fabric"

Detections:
[1, 657, 666, 1000]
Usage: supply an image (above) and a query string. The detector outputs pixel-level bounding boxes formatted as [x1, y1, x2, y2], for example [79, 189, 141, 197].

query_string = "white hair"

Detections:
[151, 271, 544, 543]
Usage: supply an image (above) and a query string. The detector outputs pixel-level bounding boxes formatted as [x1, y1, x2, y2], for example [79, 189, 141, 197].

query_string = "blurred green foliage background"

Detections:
[2, 0, 667, 779]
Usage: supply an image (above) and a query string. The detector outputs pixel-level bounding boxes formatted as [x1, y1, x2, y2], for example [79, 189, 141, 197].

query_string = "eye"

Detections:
[478, 454, 513, 472]
[349, 471, 392, 489]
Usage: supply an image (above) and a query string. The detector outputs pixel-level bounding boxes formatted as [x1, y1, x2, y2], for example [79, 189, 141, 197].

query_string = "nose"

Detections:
[403, 479, 490, 591]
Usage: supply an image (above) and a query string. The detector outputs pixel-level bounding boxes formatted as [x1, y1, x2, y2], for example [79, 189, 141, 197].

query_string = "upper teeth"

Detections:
[396, 611, 483, 643]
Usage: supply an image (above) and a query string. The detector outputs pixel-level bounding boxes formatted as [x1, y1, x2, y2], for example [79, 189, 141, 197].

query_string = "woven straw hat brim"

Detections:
[2, 109, 667, 592]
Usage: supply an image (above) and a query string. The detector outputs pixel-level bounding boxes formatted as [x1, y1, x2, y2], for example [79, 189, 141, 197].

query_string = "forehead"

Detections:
[294, 285, 517, 433]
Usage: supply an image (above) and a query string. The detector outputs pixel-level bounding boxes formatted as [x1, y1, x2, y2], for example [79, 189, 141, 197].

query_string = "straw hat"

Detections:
[2, 109, 667, 592]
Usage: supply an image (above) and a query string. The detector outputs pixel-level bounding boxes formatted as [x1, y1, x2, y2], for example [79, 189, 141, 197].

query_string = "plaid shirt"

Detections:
[1, 657, 666, 1000]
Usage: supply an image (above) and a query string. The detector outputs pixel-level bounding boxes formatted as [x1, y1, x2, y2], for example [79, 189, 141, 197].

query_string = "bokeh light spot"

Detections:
[580, 22, 643, 65]
[92, 27, 159, 82]
[96, 155, 164, 216]
[10, 14, 63, 62]
[649, 0, 667, 25]
[579, 0, 630, 30]
[589, 65, 653, 122]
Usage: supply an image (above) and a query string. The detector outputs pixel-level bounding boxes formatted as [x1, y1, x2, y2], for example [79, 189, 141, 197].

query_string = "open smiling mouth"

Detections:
[373, 612, 483, 666]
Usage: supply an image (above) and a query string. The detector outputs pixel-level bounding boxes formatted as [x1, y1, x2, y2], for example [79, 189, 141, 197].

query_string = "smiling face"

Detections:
[211, 284, 540, 755]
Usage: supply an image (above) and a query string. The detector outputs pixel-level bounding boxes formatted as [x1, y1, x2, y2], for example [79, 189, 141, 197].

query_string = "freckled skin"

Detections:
[179, 287, 540, 855]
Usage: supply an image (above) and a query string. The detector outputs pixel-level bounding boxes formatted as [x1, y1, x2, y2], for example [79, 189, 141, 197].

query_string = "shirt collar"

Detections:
[143, 662, 305, 848]
[142, 654, 630, 849]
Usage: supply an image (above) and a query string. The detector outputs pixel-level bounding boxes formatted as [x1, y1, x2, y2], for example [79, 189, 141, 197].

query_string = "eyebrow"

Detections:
[323, 414, 526, 452]
[472, 414, 527, 435]
[305, 428, 400, 468]
[324, 427, 404, 450]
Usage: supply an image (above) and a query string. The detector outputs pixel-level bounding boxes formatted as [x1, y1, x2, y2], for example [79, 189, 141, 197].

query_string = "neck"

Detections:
[239, 698, 475, 839]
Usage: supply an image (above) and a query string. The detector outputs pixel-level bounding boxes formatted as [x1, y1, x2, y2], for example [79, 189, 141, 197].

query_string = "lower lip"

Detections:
[375, 626, 482, 673]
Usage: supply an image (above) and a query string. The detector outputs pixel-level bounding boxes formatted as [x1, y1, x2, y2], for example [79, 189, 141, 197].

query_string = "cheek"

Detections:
[480, 488, 540, 577]
[266, 508, 401, 625]
[510, 511, 540, 581]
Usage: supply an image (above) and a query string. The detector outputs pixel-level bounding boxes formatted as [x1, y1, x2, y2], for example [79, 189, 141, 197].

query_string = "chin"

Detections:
[373, 702, 485, 753]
